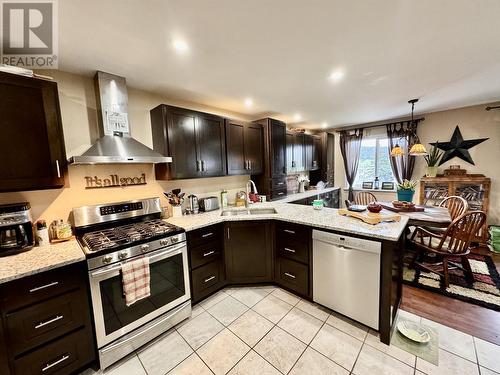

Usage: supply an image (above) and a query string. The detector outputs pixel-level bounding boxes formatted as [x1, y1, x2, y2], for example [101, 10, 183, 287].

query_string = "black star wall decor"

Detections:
[430, 126, 488, 166]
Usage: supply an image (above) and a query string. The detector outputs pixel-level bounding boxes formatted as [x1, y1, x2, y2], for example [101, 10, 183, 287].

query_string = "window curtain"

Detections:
[339, 128, 363, 201]
[386, 122, 418, 184]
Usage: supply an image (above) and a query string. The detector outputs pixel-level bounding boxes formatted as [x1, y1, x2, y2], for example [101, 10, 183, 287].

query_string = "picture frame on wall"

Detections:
[382, 182, 395, 190]
[362, 181, 373, 189]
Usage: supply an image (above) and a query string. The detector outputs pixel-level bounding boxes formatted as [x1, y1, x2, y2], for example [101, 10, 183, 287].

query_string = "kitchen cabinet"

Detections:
[286, 132, 306, 173]
[0, 262, 95, 375]
[0, 72, 68, 192]
[251, 118, 287, 200]
[225, 120, 263, 175]
[151, 105, 226, 180]
[310, 131, 334, 186]
[187, 224, 226, 303]
[305, 135, 320, 171]
[224, 221, 273, 283]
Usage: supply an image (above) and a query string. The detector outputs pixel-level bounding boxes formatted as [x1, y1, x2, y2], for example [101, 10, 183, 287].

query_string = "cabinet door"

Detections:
[312, 136, 321, 171]
[225, 221, 273, 283]
[196, 114, 226, 177]
[0, 73, 67, 192]
[166, 109, 200, 179]
[225, 120, 246, 175]
[286, 132, 295, 173]
[293, 134, 305, 172]
[244, 123, 263, 174]
[304, 135, 313, 171]
[270, 119, 286, 178]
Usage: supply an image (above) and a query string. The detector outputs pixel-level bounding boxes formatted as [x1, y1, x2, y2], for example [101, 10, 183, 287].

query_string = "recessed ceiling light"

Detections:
[321, 122, 328, 128]
[329, 69, 344, 82]
[244, 98, 253, 107]
[293, 113, 302, 122]
[172, 39, 189, 53]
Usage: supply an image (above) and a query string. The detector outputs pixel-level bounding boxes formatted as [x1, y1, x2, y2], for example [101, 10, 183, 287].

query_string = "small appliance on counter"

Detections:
[0, 202, 34, 256]
[186, 194, 199, 214]
[199, 196, 220, 212]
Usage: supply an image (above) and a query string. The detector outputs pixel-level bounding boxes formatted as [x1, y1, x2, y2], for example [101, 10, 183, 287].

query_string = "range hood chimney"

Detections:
[68, 71, 171, 164]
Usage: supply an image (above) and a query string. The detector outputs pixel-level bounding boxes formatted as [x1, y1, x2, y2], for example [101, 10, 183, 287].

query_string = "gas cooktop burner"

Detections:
[81, 219, 180, 253]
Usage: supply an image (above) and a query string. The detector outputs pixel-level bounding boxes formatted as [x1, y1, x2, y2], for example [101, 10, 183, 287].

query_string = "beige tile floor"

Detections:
[83, 286, 500, 375]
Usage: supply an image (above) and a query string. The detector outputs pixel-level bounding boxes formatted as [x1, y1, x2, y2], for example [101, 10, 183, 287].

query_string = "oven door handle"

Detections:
[90, 243, 186, 279]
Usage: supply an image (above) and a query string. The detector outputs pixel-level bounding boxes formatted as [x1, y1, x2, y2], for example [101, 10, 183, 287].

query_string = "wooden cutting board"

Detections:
[338, 208, 401, 225]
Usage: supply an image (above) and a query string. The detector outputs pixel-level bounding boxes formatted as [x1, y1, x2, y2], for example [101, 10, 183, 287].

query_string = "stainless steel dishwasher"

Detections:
[312, 230, 381, 330]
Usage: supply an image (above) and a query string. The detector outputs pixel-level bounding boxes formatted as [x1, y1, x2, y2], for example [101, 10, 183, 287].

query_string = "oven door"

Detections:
[89, 242, 190, 348]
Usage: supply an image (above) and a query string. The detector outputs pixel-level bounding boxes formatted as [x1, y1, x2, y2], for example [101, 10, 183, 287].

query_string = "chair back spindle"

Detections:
[439, 196, 468, 221]
[440, 211, 486, 254]
[354, 192, 377, 205]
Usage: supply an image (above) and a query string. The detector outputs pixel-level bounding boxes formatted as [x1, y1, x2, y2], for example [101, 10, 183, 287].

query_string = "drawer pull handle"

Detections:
[29, 281, 59, 293]
[284, 272, 296, 279]
[42, 354, 70, 372]
[283, 229, 295, 234]
[204, 275, 216, 283]
[277, 182, 284, 185]
[202, 232, 214, 238]
[35, 315, 64, 329]
[203, 251, 215, 257]
[278, 192, 284, 196]
[284, 247, 296, 253]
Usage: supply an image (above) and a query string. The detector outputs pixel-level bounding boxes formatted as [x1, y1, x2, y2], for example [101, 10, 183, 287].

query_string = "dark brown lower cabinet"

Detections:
[0, 262, 95, 375]
[276, 257, 309, 296]
[224, 221, 273, 284]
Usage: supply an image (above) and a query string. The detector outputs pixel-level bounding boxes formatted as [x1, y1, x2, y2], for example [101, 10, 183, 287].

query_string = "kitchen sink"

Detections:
[220, 208, 277, 216]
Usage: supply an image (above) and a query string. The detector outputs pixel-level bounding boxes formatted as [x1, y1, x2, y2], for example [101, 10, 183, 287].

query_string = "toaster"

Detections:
[199, 196, 220, 212]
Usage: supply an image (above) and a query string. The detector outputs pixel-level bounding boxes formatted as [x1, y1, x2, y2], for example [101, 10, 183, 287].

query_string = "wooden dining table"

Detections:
[379, 201, 452, 228]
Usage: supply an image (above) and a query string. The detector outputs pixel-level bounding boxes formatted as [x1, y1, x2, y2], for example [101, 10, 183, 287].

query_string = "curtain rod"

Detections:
[334, 117, 425, 133]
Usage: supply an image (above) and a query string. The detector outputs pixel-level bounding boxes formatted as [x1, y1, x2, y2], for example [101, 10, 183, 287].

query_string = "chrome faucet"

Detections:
[245, 179, 258, 208]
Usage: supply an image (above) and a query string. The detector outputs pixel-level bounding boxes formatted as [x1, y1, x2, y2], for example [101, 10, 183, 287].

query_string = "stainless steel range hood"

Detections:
[69, 71, 171, 164]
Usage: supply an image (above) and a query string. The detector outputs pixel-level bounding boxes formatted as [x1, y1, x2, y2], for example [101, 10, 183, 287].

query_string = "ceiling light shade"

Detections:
[293, 113, 302, 122]
[172, 39, 189, 53]
[329, 69, 344, 82]
[244, 98, 253, 107]
[321, 122, 328, 128]
[409, 143, 428, 156]
[390, 144, 404, 157]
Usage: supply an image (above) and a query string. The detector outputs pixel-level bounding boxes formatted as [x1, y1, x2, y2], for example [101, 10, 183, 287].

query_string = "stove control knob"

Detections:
[140, 244, 150, 253]
[160, 239, 168, 246]
[118, 251, 127, 260]
[102, 255, 112, 264]
[171, 237, 178, 243]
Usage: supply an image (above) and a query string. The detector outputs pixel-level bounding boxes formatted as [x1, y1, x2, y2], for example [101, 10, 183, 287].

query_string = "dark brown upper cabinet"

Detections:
[225, 120, 263, 175]
[270, 119, 287, 178]
[286, 132, 306, 173]
[305, 134, 321, 171]
[151, 105, 226, 179]
[0, 72, 67, 192]
[310, 131, 334, 186]
[224, 221, 273, 283]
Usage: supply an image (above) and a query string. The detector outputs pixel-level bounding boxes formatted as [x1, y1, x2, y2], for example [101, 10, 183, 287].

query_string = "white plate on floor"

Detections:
[397, 320, 431, 343]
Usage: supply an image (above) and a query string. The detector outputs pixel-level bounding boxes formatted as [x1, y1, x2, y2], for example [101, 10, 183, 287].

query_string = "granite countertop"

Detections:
[0, 240, 85, 284]
[166, 200, 408, 242]
[279, 186, 340, 203]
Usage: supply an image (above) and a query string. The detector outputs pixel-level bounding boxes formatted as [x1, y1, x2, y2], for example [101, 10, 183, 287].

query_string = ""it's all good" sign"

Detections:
[84, 173, 146, 189]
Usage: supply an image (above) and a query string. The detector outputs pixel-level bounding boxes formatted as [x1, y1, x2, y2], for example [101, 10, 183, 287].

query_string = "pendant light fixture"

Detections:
[390, 99, 427, 157]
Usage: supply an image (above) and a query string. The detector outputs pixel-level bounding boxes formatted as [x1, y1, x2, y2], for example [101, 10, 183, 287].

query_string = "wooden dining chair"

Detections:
[409, 211, 487, 289]
[439, 196, 469, 221]
[354, 191, 377, 205]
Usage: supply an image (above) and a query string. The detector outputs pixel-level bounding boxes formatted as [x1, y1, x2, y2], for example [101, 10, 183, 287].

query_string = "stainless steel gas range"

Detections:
[72, 197, 191, 369]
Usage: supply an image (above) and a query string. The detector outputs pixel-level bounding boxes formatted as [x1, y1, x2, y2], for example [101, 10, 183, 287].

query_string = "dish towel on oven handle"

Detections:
[121, 256, 151, 306]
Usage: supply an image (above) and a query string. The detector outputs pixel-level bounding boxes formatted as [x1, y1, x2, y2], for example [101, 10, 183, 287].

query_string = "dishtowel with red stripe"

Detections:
[122, 256, 151, 306]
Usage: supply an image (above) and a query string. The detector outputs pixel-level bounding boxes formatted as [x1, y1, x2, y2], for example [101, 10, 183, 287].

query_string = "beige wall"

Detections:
[0, 70, 251, 222]
[334, 102, 500, 224]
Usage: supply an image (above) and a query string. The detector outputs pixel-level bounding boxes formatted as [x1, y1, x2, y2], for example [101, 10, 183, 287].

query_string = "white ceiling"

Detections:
[59, 0, 500, 129]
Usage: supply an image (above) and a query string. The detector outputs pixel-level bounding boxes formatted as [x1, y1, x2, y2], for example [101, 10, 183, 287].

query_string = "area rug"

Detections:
[392, 316, 439, 365]
[403, 252, 500, 311]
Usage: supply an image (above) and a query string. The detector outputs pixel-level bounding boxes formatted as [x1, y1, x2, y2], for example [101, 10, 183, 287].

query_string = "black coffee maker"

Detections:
[0, 202, 34, 256]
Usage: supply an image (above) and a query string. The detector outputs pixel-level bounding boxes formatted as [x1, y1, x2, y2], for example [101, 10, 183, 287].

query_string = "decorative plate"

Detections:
[397, 321, 431, 343]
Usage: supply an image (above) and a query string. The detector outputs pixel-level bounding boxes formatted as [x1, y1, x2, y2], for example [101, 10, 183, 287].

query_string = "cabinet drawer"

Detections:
[277, 238, 309, 264]
[188, 224, 223, 248]
[190, 242, 223, 269]
[276, 222, 310, 244]
[191, 260, 225, 300]
[276, 258, 309, 296]
[0, 263, 84, 312]
[270, 188, 287, 200]
[13, 327, 93, 375]
[6, 289, 86, 356]
[271, 178, 287, 190]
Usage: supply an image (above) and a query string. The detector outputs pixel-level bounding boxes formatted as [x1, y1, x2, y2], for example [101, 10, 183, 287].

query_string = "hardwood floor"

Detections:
[401, 247, 500, 345]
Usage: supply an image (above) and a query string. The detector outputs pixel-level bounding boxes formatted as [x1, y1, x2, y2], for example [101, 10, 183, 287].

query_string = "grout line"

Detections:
[175, 327, 215, 375]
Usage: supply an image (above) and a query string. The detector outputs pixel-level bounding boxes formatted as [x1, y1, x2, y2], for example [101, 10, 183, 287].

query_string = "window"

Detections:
[353, 136, 395, 188]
